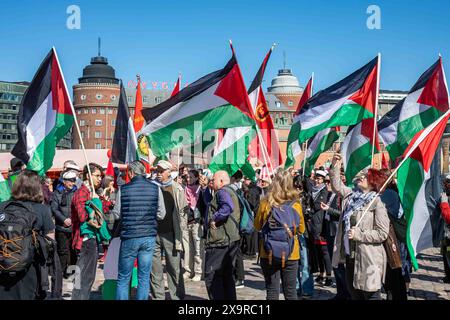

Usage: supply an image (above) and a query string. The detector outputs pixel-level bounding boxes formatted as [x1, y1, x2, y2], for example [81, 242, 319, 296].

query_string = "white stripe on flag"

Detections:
[126, 117, 138, 163]
[140, 82, 227, 136]
[215, 126, 251, 155]
[26, 92, 56, 159]
[295, 93, 354, 130]
[341, 123, 370, 171]
[248, 86, 259, 113]
[306, 128, 332, 159]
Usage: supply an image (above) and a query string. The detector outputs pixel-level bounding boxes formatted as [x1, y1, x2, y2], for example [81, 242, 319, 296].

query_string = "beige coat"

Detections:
[330, 165, 390, 292]
[168, 181, 189, 252]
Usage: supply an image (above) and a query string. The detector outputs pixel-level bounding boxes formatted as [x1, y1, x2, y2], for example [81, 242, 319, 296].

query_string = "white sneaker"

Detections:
[191, 275, 202, 282]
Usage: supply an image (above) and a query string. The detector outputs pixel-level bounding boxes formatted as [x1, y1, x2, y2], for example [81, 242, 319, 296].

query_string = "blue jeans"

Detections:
[297, 235, 314, 296]
[116, 236, 156, 300]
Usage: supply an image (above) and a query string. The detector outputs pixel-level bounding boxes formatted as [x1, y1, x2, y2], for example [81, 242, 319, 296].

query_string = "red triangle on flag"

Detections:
[403, 113, 450, 172]
[347, 60, 378, 115]
[417, 57, 449, 113]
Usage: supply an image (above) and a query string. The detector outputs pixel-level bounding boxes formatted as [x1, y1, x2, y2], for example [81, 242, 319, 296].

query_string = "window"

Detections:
[84, 108, 89, 114]
[110, 95, 117, 101]
[95, 120, 102, 126]
[80, 94, 87, 101]
[92, 108, 97, 114]
[143, 96, 148, 103]
[80, 132, 85, 139]
[95, 143, 102, 149]
[95, 131, 102, 138]
[127, 97, 133, 103]
[11, 124, 16, 130]
[107, 108, 113, 114]
[100, 108, 105, 114]
[77, 109, 81, 115]
[154, 96, 162, 104]
[96, 94, 103, 100]
[111, 119, 116, 126]
[275, 101, 281, 108]
[288, 100, 294, 106]
[111, 132, 115, 139]
[80, 120, 86, 127]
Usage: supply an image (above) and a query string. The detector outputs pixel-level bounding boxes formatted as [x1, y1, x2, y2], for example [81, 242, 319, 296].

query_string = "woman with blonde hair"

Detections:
[254, 169, 305, 300]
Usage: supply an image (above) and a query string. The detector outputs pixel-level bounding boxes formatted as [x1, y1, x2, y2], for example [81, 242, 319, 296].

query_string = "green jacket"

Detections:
[206, 186, 241, 248]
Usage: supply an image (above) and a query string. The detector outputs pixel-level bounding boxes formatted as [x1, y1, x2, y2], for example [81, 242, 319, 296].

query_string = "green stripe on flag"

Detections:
[147, 104, 254, 158]
[386, 107, 442, 160]
[0, 175, 11, 203]
[304, 130, 339, 177]
[344, 142, 373, 185]
[397, 157, 425, 270]
[298, 103, 373, 143]
[27, 113, 74, 175]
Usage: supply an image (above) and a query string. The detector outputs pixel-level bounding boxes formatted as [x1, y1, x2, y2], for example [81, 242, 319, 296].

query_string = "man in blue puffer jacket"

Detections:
[115, 161, 166, 300]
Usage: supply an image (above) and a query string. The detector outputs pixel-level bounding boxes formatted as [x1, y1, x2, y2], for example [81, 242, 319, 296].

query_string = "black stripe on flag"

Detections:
[111, 82, 132, 164]
[142, 56, 237, 123]
[247, 48, 272, 94]
[409, 59, 439, 94]
[11, 49, 53, 163]
[300, 57, 378, 115]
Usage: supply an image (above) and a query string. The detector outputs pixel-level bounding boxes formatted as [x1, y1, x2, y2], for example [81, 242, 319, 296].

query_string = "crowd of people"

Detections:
[0, 154, 449, 300]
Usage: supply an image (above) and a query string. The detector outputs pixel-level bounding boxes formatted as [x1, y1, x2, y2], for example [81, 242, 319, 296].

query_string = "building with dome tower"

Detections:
[264, 63, 304, 163]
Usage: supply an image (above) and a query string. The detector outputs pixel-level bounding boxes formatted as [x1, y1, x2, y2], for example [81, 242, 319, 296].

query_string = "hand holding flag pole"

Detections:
[355, 108, 450, 229]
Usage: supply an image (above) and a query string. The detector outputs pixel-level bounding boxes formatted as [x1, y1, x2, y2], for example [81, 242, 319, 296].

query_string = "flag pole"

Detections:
[302, 141, 308, 178]
[255, 125, 274, 179]
[371, 53, 381, 168]
[355, 108, 450, 228]
[52, 47, 96, 196]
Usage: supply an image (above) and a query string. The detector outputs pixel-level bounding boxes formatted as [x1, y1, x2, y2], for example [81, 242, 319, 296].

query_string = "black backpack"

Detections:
[0, 201, 38, 274]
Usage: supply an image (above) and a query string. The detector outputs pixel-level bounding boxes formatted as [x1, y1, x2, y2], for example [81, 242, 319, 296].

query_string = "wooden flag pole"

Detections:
[53, 47, 96, 196]
[302, 141, 308, 178]
[371, 53, 381, 168]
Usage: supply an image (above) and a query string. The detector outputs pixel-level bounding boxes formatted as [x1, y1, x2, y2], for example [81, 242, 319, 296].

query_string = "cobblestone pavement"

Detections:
[62, 248, 449, 300]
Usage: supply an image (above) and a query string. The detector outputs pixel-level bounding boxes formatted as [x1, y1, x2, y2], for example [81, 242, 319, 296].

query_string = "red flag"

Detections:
[106, 159, 114, 176]
[295, 75, 314, 115]
[248, 46, 282, 168]
[171, 74, 181, 97]
[133, 77, 145, 133]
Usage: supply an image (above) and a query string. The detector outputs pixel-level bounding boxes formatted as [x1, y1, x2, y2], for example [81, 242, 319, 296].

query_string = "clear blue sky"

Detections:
[1, 0, 449, 93]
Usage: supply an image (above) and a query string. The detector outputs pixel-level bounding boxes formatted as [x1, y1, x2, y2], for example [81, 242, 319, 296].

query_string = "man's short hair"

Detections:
[231, 170, 243, 181]
[128, 161, 146, 176]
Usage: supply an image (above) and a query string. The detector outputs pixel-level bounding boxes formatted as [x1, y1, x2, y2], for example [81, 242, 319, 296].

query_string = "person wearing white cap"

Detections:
[150, 160, 188, 300]
[304, 167, 333, 288]
[50, 170, 78, 279]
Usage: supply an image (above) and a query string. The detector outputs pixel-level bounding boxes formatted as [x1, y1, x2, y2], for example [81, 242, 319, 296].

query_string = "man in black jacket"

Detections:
[50, 170, 78, 278]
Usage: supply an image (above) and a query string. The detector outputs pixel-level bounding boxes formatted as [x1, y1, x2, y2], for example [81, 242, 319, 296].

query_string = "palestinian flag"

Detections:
[111, 83, 138, 164]
[303, 127, 340, 177]
[378, 57, 449, 162]
[0, 174, 11, 203]
[288, 56, 379, 151]
[141, 52, 255, 158]
[397, 110, 450, 270]
[11, 48, 74, 175]
[341, 116, 380, 185]
[248, 46, 282, 169]
[209, 126, 256, 180]
[285, 75, 314, 168]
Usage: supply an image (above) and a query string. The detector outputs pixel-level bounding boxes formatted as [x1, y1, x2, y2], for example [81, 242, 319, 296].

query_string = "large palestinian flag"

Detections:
[12, 48, 74, 175]
[141, 53, 255, 158]
[111, 83, 138, 164]
[288, 56, 379, 149]
[342, 116, 380, 185]
[378, 57, 449, 162]
[303, 127, 340, 177]
[285, 75, 313, 168]
[248, 46, 282, 169]
[397, 110, 450, 270]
